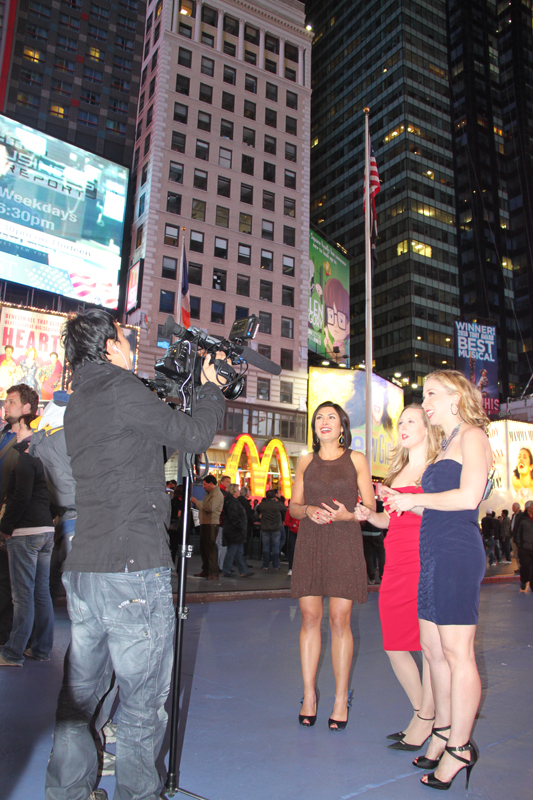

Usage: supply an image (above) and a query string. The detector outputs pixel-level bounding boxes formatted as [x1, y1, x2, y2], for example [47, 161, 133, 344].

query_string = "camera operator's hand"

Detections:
[201, 351, 228, 386]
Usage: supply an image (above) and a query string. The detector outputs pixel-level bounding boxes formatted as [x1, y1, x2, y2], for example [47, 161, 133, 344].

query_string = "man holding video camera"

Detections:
[45, 308, 226, 800]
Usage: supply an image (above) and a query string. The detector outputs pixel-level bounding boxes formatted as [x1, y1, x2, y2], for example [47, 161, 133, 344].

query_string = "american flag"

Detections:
[364, 139, 381, 231]
[179, 245, 190, 328]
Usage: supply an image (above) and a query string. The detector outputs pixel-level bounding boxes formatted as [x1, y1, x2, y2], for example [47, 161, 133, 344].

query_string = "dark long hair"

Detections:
[311, 401, 352, 453]
[62, 308, 118, 369]
[514, 447, 533, 480]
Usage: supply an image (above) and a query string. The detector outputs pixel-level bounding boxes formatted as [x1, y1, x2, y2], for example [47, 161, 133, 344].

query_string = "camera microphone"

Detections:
[237, 345, 282, 376]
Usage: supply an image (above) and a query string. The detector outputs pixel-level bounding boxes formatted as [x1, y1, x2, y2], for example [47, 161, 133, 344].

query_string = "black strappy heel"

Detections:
[328, 689, 353, 731]
[298, 690, 319, 727]
[386, 709, 419, 741]
[413, 725, 451, 769]
[421, 742, 478, 790]
[387, 714, 435, 751]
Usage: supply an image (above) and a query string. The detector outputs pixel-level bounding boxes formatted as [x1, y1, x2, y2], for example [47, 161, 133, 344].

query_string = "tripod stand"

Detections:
[164, 456, 210, 800]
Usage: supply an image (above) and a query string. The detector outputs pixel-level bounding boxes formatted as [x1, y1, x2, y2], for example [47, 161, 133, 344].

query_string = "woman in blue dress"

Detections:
[384, 370, 492, 791]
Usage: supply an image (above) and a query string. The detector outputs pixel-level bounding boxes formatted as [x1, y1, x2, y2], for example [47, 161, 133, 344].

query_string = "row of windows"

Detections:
[29, 0, 138, 23]
[27, 19, 136, 50]
[16, 94, 127, 135]
[171, 87, 298, 136]
[158, 291, 295, 339]
[177, 48, 299, 110]
[161, 227, 296, 276]
[23, 46, 134, 74]
[19, 70, 131, 95]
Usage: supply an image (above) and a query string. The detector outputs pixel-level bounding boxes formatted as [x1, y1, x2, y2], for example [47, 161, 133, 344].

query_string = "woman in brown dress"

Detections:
[289, 401, 375, 730]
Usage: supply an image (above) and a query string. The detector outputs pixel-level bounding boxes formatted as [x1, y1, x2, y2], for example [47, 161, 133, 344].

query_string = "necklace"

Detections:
[441, 423, 461, 451]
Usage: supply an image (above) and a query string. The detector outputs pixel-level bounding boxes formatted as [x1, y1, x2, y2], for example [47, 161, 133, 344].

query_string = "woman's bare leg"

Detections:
[422, 624, 480, 783]
[298, 595, 323, 719]
[328, 597, 354, 726]
[386, 650, 435, 742]
[419, 619, 452, 761]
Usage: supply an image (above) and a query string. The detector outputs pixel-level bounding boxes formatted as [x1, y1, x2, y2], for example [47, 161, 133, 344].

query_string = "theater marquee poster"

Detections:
[454, 320, 499, 417]
[308, 230, 350, 363]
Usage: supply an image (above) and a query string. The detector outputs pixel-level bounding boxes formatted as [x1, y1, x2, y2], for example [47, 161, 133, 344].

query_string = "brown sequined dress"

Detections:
[291, 449, 367, 603]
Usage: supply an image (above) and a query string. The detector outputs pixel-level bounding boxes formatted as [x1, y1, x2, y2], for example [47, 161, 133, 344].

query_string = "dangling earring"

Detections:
[451, 402, 459, 416]
[339, 433, 345, 446]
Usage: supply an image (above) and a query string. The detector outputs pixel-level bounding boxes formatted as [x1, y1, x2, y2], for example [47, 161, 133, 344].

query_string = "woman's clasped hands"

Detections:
[308, 499, 354, 524]
[380, 486, 417, 516]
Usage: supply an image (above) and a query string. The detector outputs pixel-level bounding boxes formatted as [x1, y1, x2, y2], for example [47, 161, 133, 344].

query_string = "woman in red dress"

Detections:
[356, 404, 441, 749]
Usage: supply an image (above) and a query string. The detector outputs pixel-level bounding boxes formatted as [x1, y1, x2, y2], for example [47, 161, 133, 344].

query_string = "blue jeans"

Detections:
[1, 532, 54, 664]
[223, 543, 248, 575]
[261, 530, 281, 569]
[45, 567, 175, 800]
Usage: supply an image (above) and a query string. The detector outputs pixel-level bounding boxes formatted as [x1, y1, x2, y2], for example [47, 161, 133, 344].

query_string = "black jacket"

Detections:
[517, 515, 533, 551]
[222, 493, 247, 545]
[237, 495, 254, 534]
[63, 360, 225, 573]
[257, 498, 284, 531]
[0, 442, 54, 536]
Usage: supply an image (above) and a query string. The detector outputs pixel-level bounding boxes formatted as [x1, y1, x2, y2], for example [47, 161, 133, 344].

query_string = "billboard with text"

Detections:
[0, 115, 128, 309]
[308, 230, 350, 362]
[454, 320, 499, 417]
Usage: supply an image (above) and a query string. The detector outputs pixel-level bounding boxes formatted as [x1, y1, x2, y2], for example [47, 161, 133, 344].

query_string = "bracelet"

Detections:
[303, 504, 310, 518]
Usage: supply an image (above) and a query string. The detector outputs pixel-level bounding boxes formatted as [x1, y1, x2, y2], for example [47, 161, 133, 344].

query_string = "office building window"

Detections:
[264, 135, 276, 155]
[266, 82, 278, 102]
[280, 348, 293, 370]
[175, 74, 189, 95]
[223, 65, 236, 84]
[213, 268, 227, 290]
[201, 56, 214, 76]
[260, 249, 273, 270]
[191, 198, 206, 221]
[220, 119, 233, 139]
[284, 197, 296, 217]
[244, 50, 256, 65]
[216, 206, 230, 227]
[281, 317, 294, 338]
[195, 139, 209, 160]
[257, 378, 270, 401]
[243, 127, 255, 147]
[223, 41, 236, 57]
[188, 263, 202, 285]
[169, 162, 183, 183]
[198, 111, 211, 132]
[193, 169, 207, 190]
[285, 169, 296, 189]
[224, 14, 239, 35]
[217, 176, 231, 197]
[201, 31, 214, 47]
[241, 154, 254, 175]
[190, 230, 204, 252]
[244, 24, 259, 44]
[211, 301, 225, 324]
[245, 74, 257, 93]
[179, 21, 192, 37]
[219, 147, 232, 168]
[286, 116, 297, 135]
[135, 224, 143, 248]
[174, 103, 188, 123]
[240, 183, 253, 204]
[265, 58, 276, 73]
[286, 90, 298, 109]
[263, 191, 275, 211]
[172, 131, 186, 152]
[239, 213, 252, 234]
[214, 237, 228, 259]
[244, 100, 256, 120]
[178, 47, 192, 67]
[164, 224, 179, 246]
[235, 305, 249, 320]
[280, 381, 293, 404]
[201, 5, 217, 26]
[199, 83, 213, 103]
[285, 142, 297, 162]
[260, 280, 272, 302]
[263, 162, 275, 182]
[238, 244, 251, 265]
[190, 296, 201, 319]
[265, 34, 279, 54]
[282, 255, 295, 276]
[166, 192, 182, 214]
[259, 311, 271, 334]
[265, 108, 277, 128]
[236, 274, 250, 296]
[159, 290, 175, 313]
[162, 256, 177, 279]
[262, 220, 274, 240]
[285, 67, 296, 82]
[222, 92, 235, 112]
[258, 344, 271, 359]
[282, 286, 294, 307]
[283, 226, 295, 246]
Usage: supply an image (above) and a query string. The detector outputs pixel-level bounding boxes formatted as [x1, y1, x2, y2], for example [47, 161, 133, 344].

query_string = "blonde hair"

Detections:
[227, 483, 240, 496]
[425, 370, 490, 433]
[382, 404, 441, 487]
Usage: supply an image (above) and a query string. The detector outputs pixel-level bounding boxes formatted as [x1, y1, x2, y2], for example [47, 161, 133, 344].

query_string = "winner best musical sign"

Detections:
[225, 434, 292, 498]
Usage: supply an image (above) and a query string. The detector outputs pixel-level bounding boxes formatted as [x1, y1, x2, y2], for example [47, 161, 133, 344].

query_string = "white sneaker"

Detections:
[101, 721, 117, 744]
[287, 569, 292, 576]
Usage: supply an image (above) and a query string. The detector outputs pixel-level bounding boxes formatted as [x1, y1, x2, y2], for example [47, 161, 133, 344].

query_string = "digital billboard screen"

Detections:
[308, 367, 404, 478]
[308, 230, 350, 363]
[454, 320, 499, 417]
[0, 115, 128, 309]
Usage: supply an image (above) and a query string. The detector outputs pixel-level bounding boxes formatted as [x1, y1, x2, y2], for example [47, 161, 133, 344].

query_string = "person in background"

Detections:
[216, 475, 231, 569]
[361, 484, 386, 585]
[510, 501, 524, 573]
[237, 486, 255, 557]
[0, 383, 39, 646]
[275, 490, 288, 559]
[491, 510, 502, 563]
[0, 414, 55, 666]
[192, 475, 224, 581]
[285, 507, 300, 577]
[516, 501, 533, 592]
[257, 489, 285, 570]
[481, 508, 497, 567]
[221, 484, 254, 578]
[498, 509, 512, 564]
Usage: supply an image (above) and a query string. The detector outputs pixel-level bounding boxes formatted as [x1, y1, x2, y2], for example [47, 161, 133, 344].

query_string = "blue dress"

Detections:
[418, 460, 486, 625]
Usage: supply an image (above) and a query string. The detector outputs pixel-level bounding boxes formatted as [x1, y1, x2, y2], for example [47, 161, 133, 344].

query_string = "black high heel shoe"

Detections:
[421, 742, 478, 790]
[387, 714, 435, 751]
[328, 689, 353, 731]
[413, 725, 451, 769]
[298, 691, 319, 727]
[386, 709, 419, 741]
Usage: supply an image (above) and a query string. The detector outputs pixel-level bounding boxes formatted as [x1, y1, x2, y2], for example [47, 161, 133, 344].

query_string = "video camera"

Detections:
[142, 314, 281, 413]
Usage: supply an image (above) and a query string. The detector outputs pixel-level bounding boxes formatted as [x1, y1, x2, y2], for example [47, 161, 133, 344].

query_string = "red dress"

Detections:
[379, 486, 424, 651]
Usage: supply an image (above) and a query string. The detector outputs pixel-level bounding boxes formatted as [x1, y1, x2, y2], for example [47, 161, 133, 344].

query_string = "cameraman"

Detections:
[45, 309, 226, 800]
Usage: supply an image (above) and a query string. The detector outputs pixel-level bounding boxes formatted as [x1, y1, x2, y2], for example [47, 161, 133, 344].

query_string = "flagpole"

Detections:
[364, 108, 373, 472]
[176, 228, 186, 324]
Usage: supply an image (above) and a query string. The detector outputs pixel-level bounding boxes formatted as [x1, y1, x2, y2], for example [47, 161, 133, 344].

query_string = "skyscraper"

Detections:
[307, 0, 460, 397]
[127, 0, 312, 466]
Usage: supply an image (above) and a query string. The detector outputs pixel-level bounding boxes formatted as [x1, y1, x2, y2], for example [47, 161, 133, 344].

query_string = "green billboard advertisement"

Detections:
[308, 229, 350, 362]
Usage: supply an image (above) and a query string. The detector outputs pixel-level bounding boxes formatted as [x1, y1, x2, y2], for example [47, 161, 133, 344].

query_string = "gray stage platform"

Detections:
[0, 582, 531, 800]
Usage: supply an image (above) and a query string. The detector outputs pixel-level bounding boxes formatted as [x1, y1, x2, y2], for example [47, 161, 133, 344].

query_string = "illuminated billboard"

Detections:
[454, 320, 499, 417]
[479, 420, 533, 517]
[308, 230, 350, 363]
[308, 367, 404, 478]
[0, 115, 128, 309]
[126, 259, 143, 314]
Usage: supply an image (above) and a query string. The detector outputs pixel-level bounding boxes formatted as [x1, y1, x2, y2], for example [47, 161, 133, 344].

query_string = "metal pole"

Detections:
[176, 230, 186, 325]
[364, 108, 373, 471]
